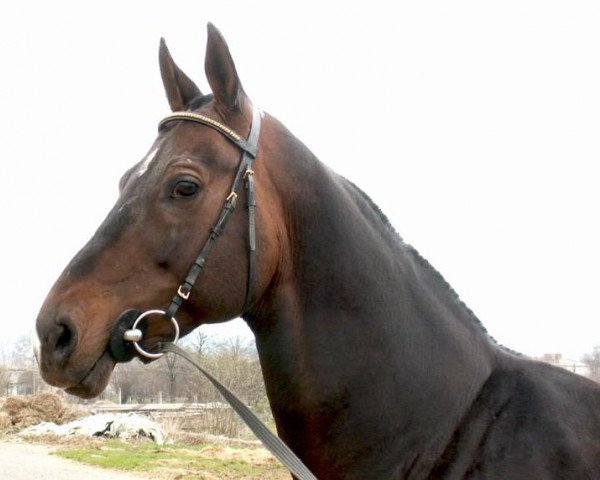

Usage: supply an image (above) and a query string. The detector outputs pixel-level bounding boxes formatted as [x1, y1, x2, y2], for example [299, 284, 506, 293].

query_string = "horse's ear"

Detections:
[205, 23, 245, 111]
[159, 38, 201, 112]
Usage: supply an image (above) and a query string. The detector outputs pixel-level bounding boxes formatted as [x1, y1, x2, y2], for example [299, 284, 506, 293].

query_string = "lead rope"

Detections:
[162, 343, 318, 480]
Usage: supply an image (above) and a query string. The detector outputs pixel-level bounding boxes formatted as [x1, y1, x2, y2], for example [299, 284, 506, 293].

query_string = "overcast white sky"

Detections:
[1, 1, 599, 360]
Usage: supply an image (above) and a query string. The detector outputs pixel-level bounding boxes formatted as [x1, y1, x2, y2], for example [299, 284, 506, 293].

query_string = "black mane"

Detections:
[341, 177, 520, 355]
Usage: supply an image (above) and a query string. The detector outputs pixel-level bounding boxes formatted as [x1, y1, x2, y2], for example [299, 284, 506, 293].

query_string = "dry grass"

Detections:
[155, 412, 274, 448]
[0, 411, 11, 430]
[0, 392, 85, 429]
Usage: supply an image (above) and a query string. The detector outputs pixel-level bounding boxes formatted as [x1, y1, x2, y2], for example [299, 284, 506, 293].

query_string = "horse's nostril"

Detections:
[52, 320, 77, 361]
[56, 323, 72, 349]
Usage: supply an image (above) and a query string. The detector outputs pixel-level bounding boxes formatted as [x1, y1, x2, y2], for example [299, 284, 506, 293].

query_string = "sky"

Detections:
[0, 1, 599, 360]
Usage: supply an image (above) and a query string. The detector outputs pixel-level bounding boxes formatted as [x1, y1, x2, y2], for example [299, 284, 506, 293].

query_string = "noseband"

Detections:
[112, 107, 261, 360]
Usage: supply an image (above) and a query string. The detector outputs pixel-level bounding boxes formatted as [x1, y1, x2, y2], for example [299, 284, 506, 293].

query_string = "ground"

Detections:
[0, 441, 148, 480]
[0, 436, 289, 480]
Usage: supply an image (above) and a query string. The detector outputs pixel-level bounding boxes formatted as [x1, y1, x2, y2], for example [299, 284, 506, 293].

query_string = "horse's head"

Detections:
[35, 24, 282, 398]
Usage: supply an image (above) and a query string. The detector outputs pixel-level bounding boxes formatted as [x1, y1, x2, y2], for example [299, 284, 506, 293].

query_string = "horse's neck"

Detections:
[249, 125, 496, 475]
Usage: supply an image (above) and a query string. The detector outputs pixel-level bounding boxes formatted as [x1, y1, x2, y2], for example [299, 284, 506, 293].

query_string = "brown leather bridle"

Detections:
[107, 107, 318, 480]
[110, 106, 261, 360]
[160, 107, 262, 322]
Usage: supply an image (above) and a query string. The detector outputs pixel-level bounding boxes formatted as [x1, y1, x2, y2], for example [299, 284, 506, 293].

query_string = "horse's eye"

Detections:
[172, 181, 200, 199]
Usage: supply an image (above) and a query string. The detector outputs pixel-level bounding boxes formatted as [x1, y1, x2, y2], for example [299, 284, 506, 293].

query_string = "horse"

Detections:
[35, 23, 600, 479]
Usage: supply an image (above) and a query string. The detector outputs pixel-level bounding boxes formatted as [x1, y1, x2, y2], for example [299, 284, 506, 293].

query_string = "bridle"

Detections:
[107, 106, 318, 480]
[160, 107, 262, 326]
[110, 106, 262, 360]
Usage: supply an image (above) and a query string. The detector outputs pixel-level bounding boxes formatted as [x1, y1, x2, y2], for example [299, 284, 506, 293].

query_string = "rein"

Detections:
[109, 108, 317, 480]
[163, 343, 317, 480]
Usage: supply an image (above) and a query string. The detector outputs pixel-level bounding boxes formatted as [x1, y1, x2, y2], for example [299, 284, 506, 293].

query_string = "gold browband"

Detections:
[158, 111, 242, 142]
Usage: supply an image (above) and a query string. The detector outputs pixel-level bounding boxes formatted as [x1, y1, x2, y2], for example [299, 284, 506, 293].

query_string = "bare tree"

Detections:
[0, 342, 7, 365]
[11, 335, 33, 369]
[160, 351, 186, 402]
[0, 365, 10, 396]
[110, 359, 162, 403]
[200, 336, 266, 409]
[111, 334, 270, 415]
[188, 329, 211, 358]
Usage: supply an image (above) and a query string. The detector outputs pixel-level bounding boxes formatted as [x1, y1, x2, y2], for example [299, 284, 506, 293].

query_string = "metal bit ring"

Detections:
[128, 309, 180, 359]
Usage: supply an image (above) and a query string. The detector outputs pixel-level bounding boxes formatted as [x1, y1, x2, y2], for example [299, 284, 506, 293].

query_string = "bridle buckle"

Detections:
[226, 191, 238, 202]
[177, 284, 190, 300]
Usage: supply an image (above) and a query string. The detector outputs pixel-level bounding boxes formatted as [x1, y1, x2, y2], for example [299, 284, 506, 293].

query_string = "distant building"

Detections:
[538, 353, 590, 377]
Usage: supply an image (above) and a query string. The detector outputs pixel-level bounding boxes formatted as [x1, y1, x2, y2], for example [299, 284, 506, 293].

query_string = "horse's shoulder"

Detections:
[505, 357, 600, 411]
[433, 356, 600, 479]
[459, 357, 600, 478]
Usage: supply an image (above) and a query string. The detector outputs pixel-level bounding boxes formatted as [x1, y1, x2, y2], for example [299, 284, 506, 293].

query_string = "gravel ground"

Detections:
[0, 441, 150, 480]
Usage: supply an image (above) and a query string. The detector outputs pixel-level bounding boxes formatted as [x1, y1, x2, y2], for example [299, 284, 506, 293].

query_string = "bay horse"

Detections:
[36, 24, 600, 479]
